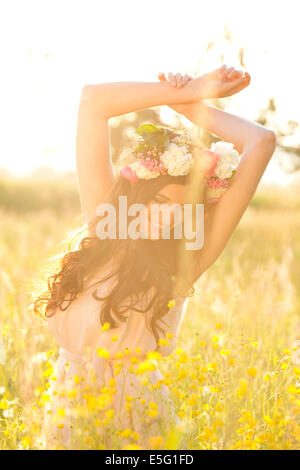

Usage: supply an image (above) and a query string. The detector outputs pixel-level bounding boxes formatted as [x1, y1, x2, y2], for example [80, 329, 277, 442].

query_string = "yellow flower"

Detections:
[43, 366, 54, 378]
[135, 359, 156, 375]
[220, 349, 231, 356]
[215, 401, 224, 412]
[168, 300, 176, 309]
[188, 394, 197, 406]
[149, 436, 164, 449]
[105, 409, 115, 419]
[0, 399, 8, 409]
[147, 351, 162, 361]
[111, 334, 119, 342]
[101, 322, 110, 331]
[67, 389, 77, 399]
[158, 338, 170, 347]
[247, 367, 257, 378]
[109, 378, 116, 388]
[21, 436, 31, 448]
[57, 408, 65, 418]
[119, 428, 131, 438]
[96, 347, 110, 359]
[46, 349, 56, 357]
[177, 368, 188, 379]
[236, 379, 248, 398]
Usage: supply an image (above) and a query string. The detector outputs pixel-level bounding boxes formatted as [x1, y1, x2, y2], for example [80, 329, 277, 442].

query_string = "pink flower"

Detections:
[201, 150, 220, 177]
[207, 177, 229, 189]
[120, 166, 138, 183]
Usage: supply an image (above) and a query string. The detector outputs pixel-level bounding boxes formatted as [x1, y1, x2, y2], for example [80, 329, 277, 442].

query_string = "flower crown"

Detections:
[115, 123, 240, 203]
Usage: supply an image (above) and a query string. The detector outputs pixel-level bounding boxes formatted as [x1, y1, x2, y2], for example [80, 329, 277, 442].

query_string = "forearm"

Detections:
[176, 102, 275, 153]
[81, 81, 195, 119]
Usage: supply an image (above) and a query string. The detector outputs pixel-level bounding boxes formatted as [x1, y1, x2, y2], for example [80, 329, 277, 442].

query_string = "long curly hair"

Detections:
[34, 172, 204, 346]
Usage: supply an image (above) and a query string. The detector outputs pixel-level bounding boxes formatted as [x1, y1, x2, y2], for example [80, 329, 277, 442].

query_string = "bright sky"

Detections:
[0, 0, 299, 185]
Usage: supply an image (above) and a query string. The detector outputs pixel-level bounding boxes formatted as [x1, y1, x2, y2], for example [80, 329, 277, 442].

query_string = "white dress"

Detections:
[42, 259, 187, 448]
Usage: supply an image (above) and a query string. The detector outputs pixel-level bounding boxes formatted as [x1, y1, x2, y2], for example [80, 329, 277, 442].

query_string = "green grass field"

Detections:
[0, 181, 299, 449]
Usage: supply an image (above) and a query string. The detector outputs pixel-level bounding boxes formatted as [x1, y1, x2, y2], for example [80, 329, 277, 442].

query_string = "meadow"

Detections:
[0, 179, 300, 450]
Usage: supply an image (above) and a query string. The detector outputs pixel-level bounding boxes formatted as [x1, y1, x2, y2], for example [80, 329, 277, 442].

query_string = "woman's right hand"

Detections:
[159, 65, 251, 101]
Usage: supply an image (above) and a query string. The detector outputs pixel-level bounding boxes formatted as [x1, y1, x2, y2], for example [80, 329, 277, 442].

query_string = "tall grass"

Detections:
[0, 181, 299, 449]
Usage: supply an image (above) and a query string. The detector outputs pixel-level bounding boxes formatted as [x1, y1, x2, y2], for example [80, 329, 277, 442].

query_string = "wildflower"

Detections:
[236, 379, 248, 398]
[158, 338, 170, 347]
[168, 299, 176, 309]
[45, 349, 56, 357]
[149, 436, 164, 449]
[101, 322, 110, 331]
[188, 394, 197, 407]
[147, 351, 162, 361]
[21, 436, 31, 449]
[96, 347, 110, 359]
[57, 408, 65, 418]
[247, 367, 257, 378]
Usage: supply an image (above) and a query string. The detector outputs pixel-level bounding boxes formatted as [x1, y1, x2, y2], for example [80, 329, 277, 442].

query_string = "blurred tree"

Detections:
[257, 98, 300, 169]
[109, 26, 300, 171]
[109, 108, 166, 162]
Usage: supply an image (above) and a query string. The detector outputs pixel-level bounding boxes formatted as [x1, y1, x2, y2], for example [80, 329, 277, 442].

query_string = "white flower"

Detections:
[130, 161, 160, 179]
[173, 126, 202, 148]
[115, 147, 136, 172]
[161, 143, 194, 176]
[210, 141, 240, 179]
[214, 163, 234, 179]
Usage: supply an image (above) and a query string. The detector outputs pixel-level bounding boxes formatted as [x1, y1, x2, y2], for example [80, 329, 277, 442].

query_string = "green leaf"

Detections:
[135, 123, 161, 136]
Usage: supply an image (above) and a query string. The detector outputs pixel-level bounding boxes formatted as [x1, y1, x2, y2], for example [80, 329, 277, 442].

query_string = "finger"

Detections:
[223, 74, 251, 96]
[183, 74, 192, 85]
[158, 72, 167, 82]
[225, 67, 235, 80]
[182, 75, 188, 86]
[212, 64, 227, 78]
[218, 65, 228, 79]
[244, 71, 251, 82]
[232, 69, 244, 80]
[168, 72, 177, 86]
[175, 72, 182, 87]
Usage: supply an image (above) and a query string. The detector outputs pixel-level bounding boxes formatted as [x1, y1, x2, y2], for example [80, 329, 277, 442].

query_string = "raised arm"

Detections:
[76, 80, 197, 221]
[159, 69, 276, 277]
[186, 102, 276, 275]
[76, 67, 248, 221]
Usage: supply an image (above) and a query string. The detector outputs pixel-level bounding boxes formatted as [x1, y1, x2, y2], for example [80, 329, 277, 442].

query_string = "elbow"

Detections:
[264, 129, 277, 149]
[81, 84, 97, 101]
[80, 85, 108, 116]
[252, 129, 277, 157]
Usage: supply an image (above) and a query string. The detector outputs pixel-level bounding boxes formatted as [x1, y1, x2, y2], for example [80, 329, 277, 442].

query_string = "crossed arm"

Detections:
[75, 68, 276, 277]
[76, 80, 195, 218]
[178, 103, 276, 276]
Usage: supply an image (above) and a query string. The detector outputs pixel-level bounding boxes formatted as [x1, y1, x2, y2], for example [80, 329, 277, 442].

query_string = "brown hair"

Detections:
[34, 173, 202, 346]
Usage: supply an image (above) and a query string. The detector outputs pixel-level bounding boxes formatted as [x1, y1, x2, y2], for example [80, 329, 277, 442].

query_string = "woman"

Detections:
[36, 65, 276, 449]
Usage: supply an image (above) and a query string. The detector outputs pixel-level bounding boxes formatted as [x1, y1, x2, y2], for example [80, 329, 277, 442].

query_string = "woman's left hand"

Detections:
[158, 65, 251, 101]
